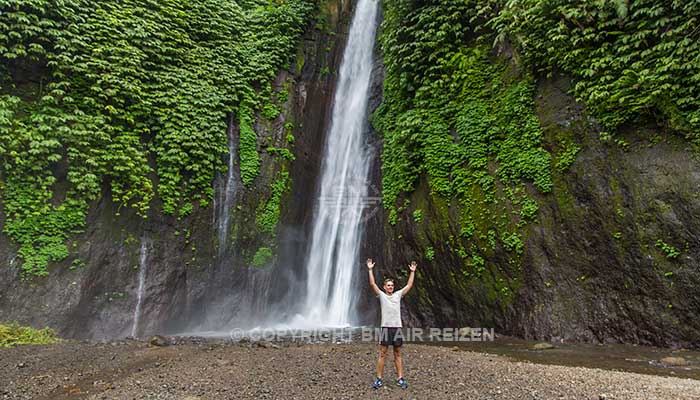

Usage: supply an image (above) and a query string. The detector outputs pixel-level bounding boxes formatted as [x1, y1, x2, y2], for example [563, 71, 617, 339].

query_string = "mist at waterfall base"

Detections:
[178, 0, 380, 337]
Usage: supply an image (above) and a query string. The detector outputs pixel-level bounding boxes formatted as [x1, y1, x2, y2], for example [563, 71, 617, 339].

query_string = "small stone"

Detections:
[458, 327, 472, 337]
[532, 342, 555, 350]
[149, 335, 169, 347]
[660, 356, 687, 366]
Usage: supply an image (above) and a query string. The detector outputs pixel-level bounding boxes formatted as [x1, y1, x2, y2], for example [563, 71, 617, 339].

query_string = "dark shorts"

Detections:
[379, 327, 403, 347]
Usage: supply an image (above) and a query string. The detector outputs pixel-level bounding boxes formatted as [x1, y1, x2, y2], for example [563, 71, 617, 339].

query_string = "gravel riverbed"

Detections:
[1, 339, 699, 399]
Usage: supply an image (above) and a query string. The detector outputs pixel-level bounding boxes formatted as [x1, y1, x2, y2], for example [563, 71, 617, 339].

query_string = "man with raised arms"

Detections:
[366, 258, 417, 389]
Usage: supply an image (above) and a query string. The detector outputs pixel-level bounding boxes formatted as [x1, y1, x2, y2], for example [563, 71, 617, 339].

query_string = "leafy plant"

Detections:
[256, 171, 290, 234]
[251, 246, 273, 267]
[412, 209, 423, 223]
[425, 246, 435, 261]
[656, 239, 680, 259]
[0, 322, 59, 347]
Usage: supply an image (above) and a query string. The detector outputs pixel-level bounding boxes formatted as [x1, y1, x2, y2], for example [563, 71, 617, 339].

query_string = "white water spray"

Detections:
[131, 238, 149, 337]
[292, 0, 379, 327]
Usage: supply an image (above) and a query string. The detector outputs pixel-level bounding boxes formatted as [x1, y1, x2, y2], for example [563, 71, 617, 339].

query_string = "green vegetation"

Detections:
[0, 322, 59, 347]
[69, 258, 85, 270]
[502, 233, 524, 255]
[412, 209, 423, 223]
[376, 0, 700, 298]
[3, 0, 698, 282]
[251, 246, 274, 267]
[256, 171, 290, 234]
[656, 239, 680, 259]
[261, 102, 281, 120]
[239, 110, 262, 186]
[375, 1, 554, 289]
[425, 246, 435, 261]
[491, 0, 700, 139]
[0, 0, 313, 276]
[555, 143, 581, 173]
[266, 146, 296, 161]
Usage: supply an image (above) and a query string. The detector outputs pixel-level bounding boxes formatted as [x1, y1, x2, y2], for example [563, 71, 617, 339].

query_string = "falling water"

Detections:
[131, 238, 149, 337]
[216, 118, 238, 256]
[293, 0, 379, 327]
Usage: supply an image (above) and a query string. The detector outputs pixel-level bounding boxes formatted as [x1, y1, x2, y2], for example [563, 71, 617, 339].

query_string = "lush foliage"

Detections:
[0, 322, 59, 347]
[375, 0, 552, 285]
[492, 0, 700, 138]
[376, 0, 700, 292]
[239, 108, 261, 186]
[256, 170, 290, 234]
[0, 0, 313, 276]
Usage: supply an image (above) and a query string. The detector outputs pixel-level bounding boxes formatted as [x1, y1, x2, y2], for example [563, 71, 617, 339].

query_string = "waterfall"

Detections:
[131, 238, 149, 337]
[293, 0, 379, 327]
[216, 117, 238, 256]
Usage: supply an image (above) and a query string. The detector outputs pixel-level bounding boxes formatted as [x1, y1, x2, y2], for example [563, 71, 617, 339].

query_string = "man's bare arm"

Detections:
[401, 261, 417, 296]
[367, 258, 381, 296]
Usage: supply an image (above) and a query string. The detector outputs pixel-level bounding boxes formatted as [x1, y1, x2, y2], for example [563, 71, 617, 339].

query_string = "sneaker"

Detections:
[397, 377, 408, 389]
[372, 377, 383, 389]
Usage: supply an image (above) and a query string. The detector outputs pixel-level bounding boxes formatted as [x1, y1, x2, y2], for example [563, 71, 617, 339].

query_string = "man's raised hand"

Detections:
[367, 258, 380, 295]
[367, 258, 375, 269]
[401, 261, 417, 296]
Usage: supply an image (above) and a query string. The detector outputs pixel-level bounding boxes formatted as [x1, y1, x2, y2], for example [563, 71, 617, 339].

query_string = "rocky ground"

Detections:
[1, 338, 700, 400]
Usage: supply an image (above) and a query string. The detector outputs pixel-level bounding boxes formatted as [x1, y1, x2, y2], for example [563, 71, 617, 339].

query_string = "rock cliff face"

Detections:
[379, 75, 700, 348]
[0, 0, 358, 339]
[2, 1, 700, 349]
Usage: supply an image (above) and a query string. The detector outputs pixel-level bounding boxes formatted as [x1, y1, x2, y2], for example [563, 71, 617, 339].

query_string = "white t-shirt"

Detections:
[377, 288, 404, 327]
